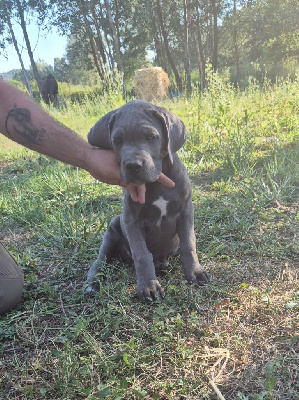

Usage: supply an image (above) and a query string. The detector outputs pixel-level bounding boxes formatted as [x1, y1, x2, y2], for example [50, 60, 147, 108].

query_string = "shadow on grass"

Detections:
[0, 141, 298, 399]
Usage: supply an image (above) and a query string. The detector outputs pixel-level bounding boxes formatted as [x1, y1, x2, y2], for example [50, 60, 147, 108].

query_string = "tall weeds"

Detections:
[1, 74, 298, 400]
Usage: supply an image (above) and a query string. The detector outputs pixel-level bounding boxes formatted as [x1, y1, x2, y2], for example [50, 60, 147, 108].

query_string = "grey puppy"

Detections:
[85, 100, 209, 301]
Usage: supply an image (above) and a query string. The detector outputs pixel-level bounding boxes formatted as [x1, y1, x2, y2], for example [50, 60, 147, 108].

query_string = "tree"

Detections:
[53, 57, 69, 82]
[193, 1, 206, 90]
[79, 0, 105, 79]
[148, 0, 164, 68]
[219, 0, 299, 83]
[232, 0, 241, 85]
[0, 0, 33, 96]
[211, 0, 219, 71]
[3, 0, 299, 90]
[183, 0, 192, 93]
[15, 0, 43, 93]
[155, 0, 182, 91]
[90, 3, 108, 72]
[103, 0, 123, 75]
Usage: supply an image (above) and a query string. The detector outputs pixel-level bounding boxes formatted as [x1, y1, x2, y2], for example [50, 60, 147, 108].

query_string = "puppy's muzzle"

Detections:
[126, 160, 143, 173]
[120, 149, 161, 185]
[122, 159, 145, 184]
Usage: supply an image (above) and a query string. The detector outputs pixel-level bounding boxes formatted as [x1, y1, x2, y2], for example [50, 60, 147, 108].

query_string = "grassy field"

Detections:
[0, 76, 298, 399]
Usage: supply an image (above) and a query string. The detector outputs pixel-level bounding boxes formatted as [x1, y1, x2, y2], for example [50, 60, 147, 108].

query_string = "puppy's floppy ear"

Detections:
[157, 107, 187, 163]
[87, 109, 116, 149]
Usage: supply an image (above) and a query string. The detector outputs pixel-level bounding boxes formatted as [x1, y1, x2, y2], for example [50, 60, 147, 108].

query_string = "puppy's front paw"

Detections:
[84, 281, 100, 295]
[193, 269, 210, 286]
[137, 279, 165, 302]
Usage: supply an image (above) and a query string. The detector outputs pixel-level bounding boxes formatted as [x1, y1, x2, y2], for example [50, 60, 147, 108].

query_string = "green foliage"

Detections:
[4, 0, 299, 90]
[0, 80, 298, 399]
[8, 79, 27, 91]
[221, 0, 299, 85]
[238, 358, 281, 399]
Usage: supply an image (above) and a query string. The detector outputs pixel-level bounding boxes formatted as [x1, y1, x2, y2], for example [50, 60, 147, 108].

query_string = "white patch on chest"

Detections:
[152, 196, 168, 227]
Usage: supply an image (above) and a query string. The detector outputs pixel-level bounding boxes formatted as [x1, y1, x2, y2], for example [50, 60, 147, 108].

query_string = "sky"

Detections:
[0, 20, 68, 73]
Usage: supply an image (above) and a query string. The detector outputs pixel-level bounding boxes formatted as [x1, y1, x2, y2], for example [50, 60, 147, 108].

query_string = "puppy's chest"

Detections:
[141, 195, 181, 228]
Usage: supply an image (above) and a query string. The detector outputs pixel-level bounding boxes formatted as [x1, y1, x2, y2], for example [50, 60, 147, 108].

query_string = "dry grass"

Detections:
[134, 67, 170, 102]
[0, 78, 298, 399]
[0, 157, 297, 399]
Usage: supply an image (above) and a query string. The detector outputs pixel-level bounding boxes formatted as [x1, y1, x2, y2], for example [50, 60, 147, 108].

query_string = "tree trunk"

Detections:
[104, 0, 125, 97]
[148, 0, 163, 67]
[114, 0, 122, 54]
[183, 0, 192, 93]
[15, 0, 42, 94]
[211, 0, 218, 71]
[195, 2, 206, 90]
[192, 30, 203, 88]
[79, 0, 104, 80]
[3, 1, 33, 97]
[91, 5, 108, 72]
[233, 0, 241, 85]
[156, 0, 182, 91]
[104, 0, 123, 75]
[98, 1, 114, 70]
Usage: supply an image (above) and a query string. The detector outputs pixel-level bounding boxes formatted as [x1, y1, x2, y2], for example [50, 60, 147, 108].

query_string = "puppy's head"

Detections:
[88, 100, 187, 185]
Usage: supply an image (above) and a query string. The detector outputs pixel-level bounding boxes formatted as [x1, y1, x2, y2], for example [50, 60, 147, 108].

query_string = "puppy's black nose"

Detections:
[126, 161, 142, 172]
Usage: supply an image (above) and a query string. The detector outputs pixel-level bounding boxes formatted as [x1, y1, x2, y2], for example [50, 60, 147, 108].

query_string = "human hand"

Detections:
[125, 174, 175, 204]
[86, 148, 175, 204]
[87, 148, 123, 185]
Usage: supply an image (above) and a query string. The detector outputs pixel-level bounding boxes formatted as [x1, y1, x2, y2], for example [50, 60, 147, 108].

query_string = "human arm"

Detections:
[0, 80, 174, 203]
[0, 80, 123, 183]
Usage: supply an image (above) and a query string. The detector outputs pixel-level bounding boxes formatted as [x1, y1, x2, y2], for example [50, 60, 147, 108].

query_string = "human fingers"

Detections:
[136, 183, 146, 204]
[156, 173, 175, 188]
[124, 174, 173, 204]
[87, 149, 121, 184]
[125, 183, 146, 204]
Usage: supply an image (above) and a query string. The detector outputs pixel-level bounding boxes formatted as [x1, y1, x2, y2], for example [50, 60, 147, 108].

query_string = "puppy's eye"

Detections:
[147, 133, 156, 140]
[113, 137, 122, 144]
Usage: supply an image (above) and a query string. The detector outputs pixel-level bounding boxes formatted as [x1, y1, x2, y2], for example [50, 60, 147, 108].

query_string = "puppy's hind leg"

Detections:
[85, 216, 127, 294]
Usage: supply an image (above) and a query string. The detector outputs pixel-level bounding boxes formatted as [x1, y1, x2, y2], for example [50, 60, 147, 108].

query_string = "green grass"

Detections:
[0, 75, 298, 399]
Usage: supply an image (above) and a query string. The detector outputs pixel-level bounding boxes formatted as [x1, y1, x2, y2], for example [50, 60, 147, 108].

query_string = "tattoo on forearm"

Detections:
[5, 105, 45, 145]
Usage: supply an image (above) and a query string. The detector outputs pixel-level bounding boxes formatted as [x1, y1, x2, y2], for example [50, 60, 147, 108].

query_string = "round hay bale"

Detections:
[134, 67, 170, 102]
